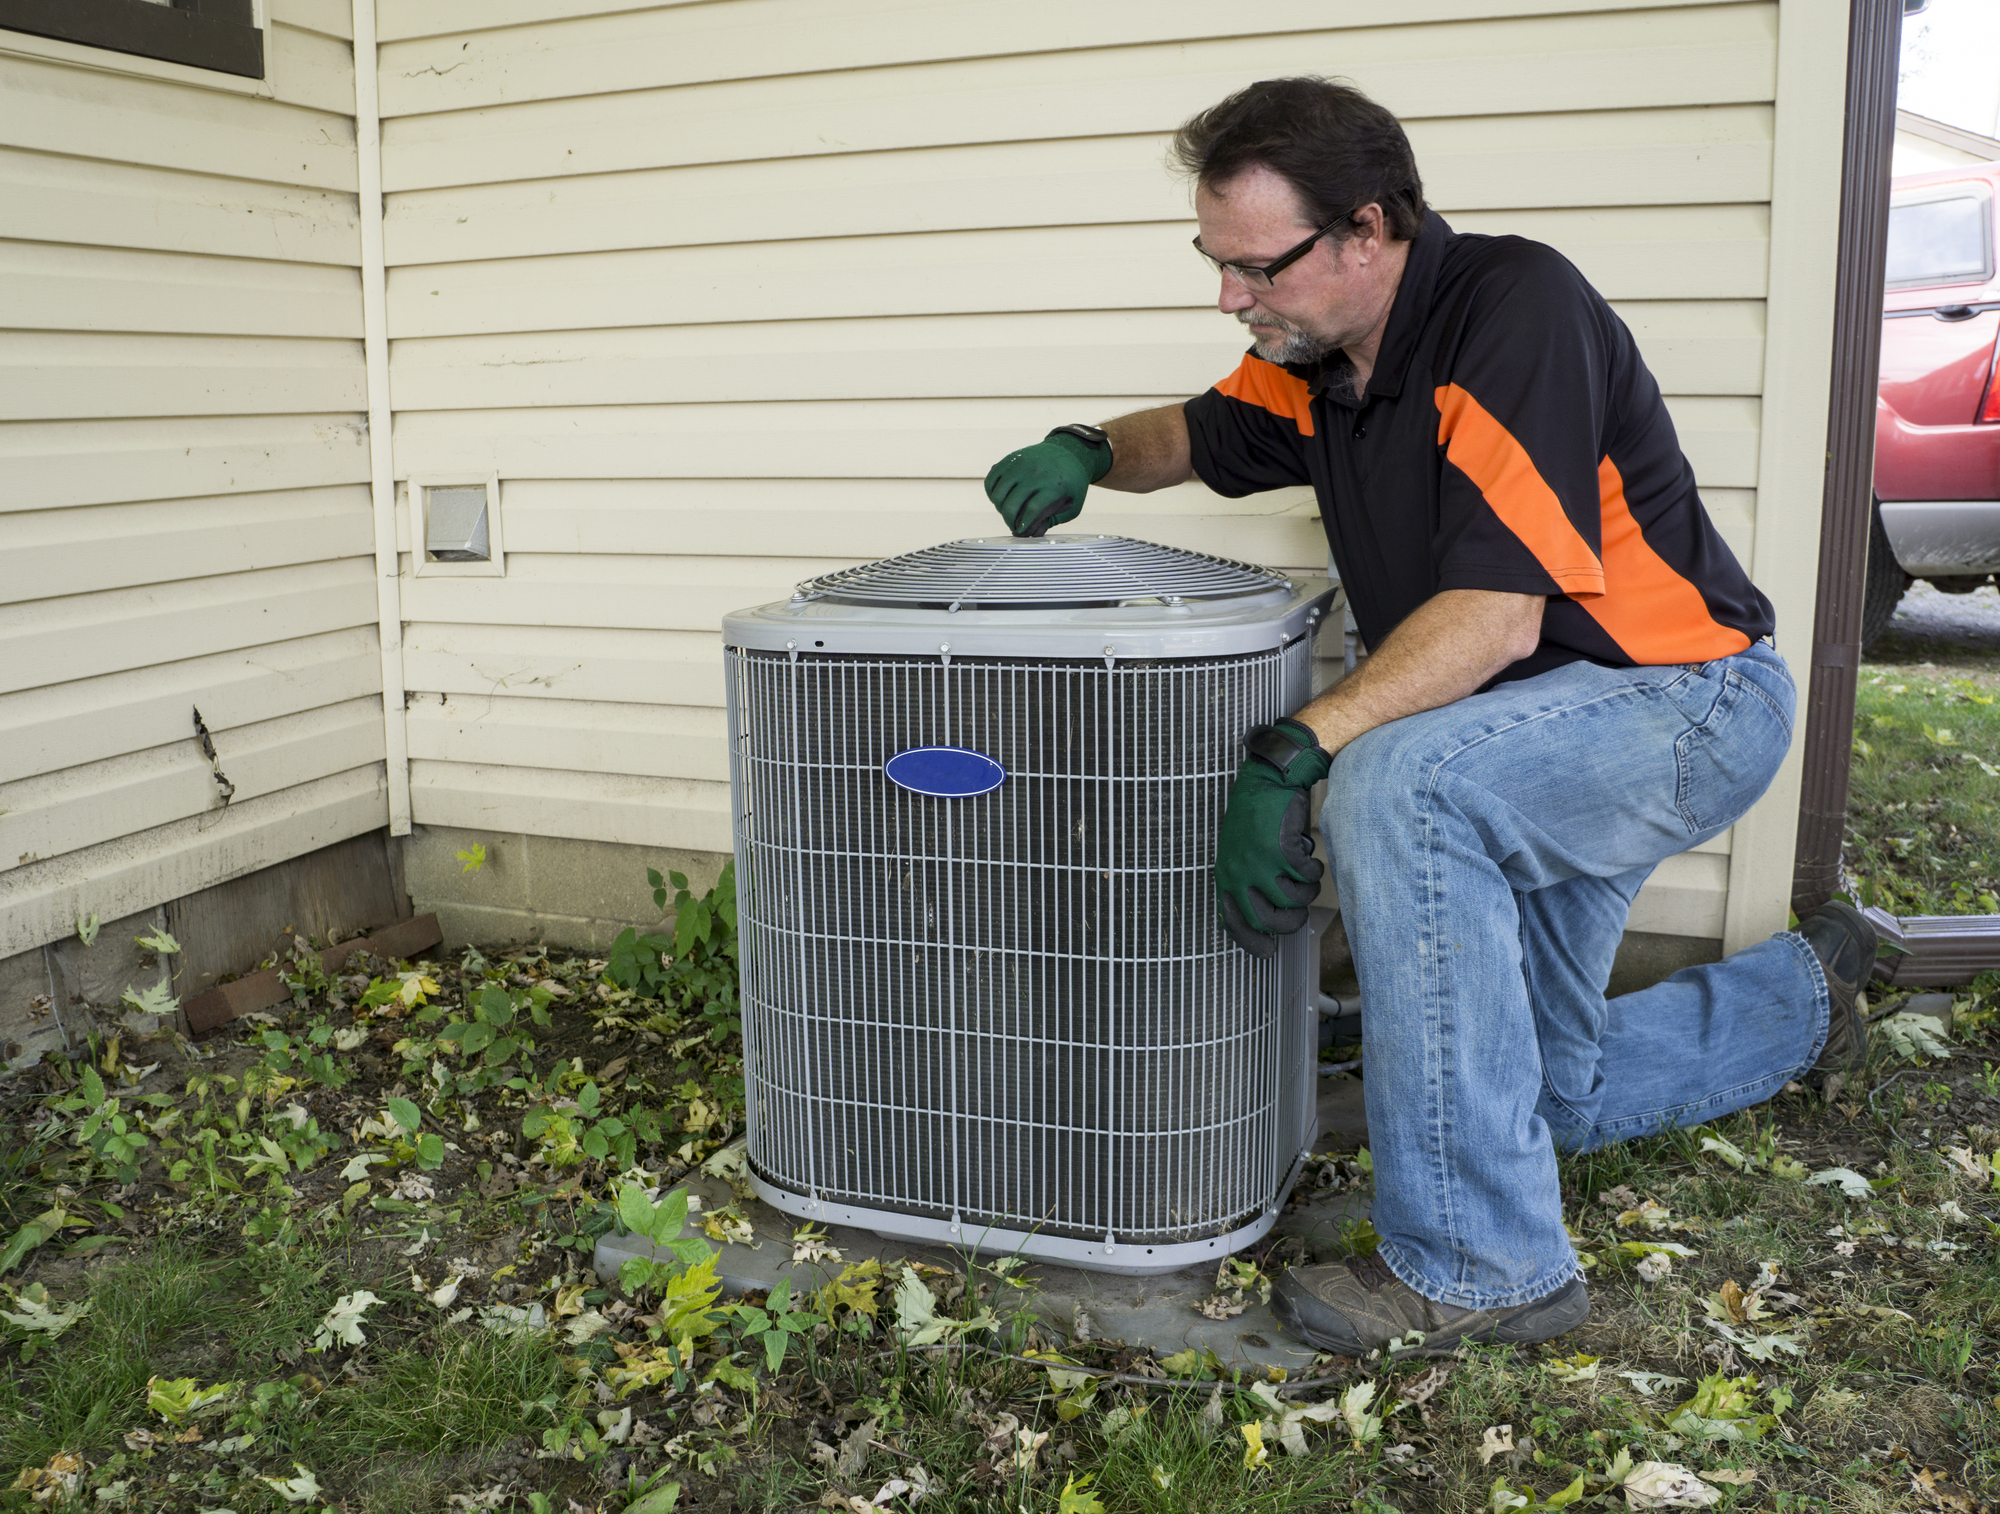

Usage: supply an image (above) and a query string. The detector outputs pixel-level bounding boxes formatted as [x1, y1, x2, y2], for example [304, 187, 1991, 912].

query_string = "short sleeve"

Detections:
[1432, 247, 1615, 600]
[1183, 353, 1315, 499]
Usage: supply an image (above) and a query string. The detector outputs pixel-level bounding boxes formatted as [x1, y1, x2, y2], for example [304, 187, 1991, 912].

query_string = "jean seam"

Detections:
[1735, 668, 1794, 735]
[1415, 749, 1463, 1296]
[1787, 928, 1834, 1069]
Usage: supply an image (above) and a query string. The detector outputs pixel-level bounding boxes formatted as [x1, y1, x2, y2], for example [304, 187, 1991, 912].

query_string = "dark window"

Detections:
[1885, 188, 1994, 289]
[0, 0, 262, 79]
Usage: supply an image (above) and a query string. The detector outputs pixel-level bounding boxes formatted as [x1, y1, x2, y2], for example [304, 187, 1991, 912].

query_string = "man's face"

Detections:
[1194, 165, 1385, 367]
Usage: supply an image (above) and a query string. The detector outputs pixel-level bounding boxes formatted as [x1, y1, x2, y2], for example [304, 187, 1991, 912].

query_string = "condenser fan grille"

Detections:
[728, 642, 1313, 1247]
[795, 535, 1289, 609]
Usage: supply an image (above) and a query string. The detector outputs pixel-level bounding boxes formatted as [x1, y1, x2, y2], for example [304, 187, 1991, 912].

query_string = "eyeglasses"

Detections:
[1191, 210, 1355, 288]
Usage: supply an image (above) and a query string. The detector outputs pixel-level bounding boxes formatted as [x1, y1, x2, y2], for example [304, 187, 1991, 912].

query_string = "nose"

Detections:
[1217, 274, 1256, 314]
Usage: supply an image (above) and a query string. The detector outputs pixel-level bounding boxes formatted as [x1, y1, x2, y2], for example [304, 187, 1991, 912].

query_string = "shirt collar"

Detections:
[1296, 208, 1452, 406]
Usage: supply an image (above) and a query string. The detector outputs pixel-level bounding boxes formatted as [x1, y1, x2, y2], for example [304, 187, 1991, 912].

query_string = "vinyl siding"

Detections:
[0, 18, 384, 957]
[0, 0, 1849, 954]
[373, 0, 1807, 937]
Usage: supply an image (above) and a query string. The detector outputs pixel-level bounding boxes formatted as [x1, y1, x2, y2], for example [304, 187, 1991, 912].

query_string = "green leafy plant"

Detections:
[57, 1063, 149, 1183]
[522, 1079, 652, 1169]
[733, 1275, 815, 1373]
[610, 1183, 711, 1297]
[385, 1098, 445, 1171]
[393, 974, 555, 1102]
[606, 864, 740, 1043]
[258, 1020, 355, 1092]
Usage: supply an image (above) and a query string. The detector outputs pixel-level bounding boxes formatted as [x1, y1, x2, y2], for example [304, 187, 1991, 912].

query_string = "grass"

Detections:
[1848, 669, 2000, 913]
[0, 1242, 226, 1467]
[1854, 595, 2000, 914]
[0, 862, 1995, 1510]
[323, 1329, 567, 1458]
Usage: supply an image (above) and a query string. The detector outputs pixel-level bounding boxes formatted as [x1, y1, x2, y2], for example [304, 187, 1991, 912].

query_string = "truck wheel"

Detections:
[1860, 499, 1909, 652]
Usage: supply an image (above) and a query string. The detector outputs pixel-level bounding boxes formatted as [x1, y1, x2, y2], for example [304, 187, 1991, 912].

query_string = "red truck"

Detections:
[1869, 159, 2000, 644]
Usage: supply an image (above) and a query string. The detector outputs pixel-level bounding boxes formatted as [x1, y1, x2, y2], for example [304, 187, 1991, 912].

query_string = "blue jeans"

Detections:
[1320, 642, 1826, 1309]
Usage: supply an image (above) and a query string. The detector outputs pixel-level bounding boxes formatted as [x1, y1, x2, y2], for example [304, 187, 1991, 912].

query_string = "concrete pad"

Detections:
[596, 1076, 1374, 1376]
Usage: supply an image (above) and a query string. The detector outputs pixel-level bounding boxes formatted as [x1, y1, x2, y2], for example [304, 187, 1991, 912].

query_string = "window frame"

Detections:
[0, 0, 262, 80]
[1884, 182, 1996, 292]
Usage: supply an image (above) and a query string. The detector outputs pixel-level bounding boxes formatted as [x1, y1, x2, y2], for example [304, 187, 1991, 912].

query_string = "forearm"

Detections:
[1290, 590, 1546, 756]
[1098, 404, 1195, 493]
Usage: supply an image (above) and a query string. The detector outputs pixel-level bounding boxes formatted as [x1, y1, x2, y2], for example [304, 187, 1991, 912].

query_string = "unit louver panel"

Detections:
[729, 640, 1310, 1247]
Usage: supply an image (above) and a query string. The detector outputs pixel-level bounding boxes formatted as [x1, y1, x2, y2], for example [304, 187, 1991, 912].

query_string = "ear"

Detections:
[1348, 203, 1387, 257]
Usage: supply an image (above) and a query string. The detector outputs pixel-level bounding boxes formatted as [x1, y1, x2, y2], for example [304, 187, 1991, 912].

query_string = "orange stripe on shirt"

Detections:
[1584, 457, 1752, 664]
[1216, 355, 1316, 437]
[1434, 384, 1604, 596]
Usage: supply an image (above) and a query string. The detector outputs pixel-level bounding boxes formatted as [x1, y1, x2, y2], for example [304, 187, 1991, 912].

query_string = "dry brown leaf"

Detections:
[1911, 1467, 1977, 1512]
[833, 1418, 878, 1483]
[1398, 1364, 1451, 1426]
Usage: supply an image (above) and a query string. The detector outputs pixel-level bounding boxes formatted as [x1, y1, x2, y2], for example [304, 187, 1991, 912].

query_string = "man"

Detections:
[982, 78, 1874, 1358]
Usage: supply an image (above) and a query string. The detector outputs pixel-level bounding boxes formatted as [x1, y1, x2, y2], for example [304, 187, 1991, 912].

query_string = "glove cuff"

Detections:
[1244, 717, 1333, 788]
[1043, 426, 1115, 484]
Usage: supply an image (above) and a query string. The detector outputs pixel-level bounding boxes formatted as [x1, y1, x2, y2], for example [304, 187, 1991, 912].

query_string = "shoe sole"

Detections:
[1805, 900, 1877, 1084]
[1271, 1275, 1591, 1359]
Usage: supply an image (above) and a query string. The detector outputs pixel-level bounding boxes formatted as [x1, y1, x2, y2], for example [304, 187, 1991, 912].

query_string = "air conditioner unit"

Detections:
[722, 535, 1335, 1274]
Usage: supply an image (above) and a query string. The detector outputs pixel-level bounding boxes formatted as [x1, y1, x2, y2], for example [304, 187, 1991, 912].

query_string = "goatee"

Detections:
[1239, 310, 1328, 367]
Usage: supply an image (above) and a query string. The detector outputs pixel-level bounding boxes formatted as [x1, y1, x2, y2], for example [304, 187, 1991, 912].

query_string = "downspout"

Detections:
[353, 0, 412, 836]
[1789, 0, 1901, 916]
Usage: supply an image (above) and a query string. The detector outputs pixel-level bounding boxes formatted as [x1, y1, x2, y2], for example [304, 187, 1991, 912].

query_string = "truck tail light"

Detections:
[1983, 337, 2000, 423]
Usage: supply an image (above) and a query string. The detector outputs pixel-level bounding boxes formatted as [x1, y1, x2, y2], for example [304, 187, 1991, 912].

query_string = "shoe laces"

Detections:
[1348, 1252, 1400, 1293]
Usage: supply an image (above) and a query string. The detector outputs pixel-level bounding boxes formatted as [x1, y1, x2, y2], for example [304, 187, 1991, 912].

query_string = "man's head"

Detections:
[1171, 78, 1426, 368]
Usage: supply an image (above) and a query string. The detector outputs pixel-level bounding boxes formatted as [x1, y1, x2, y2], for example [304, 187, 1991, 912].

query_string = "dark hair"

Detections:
[1169, 77, 1427, 243]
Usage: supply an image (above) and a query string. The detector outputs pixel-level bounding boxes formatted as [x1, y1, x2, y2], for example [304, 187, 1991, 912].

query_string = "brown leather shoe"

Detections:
[1798, 900, 1875, 1087]
[1270, 1252, 1589, 1358]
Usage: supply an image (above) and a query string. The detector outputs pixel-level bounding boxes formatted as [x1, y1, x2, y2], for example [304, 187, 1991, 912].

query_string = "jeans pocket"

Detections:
[1673, 669, 1791, 837]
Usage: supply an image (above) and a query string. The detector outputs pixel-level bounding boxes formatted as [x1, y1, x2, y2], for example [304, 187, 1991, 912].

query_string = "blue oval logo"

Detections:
[884, 747, 1005, 798]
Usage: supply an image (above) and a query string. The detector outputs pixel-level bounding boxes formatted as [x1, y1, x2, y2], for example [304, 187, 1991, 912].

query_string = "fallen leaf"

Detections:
[1806, 1168, 1873, 1200]
[1698, 1469, 1758, 1486]
[835, 1417, 878, 1483]
[1240, 1420, 1269, 1470]
[1622, 1462, 1720, 1508]
[260, 1465, 323, 1504]
[311, 1291, 382, 1350]
[1615, 1200, 1674, 1231]
[1614, 1371, 1687, 1398]
[1398, 1363, 1451, 1424]
[1012, 1428, 1048, 1473]
[7, 1451, 84, 1506]
[1876, 1012, 1952, 1061]
[0, 1283, 91, 1336]
[1546, 1352, 1599, 1382]
[1479, 1424, 1515, 1466]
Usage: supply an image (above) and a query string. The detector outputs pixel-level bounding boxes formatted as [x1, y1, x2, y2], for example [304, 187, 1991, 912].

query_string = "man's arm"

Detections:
[1290, 590, 1546, 757]
[1099, 404, 1195, 493]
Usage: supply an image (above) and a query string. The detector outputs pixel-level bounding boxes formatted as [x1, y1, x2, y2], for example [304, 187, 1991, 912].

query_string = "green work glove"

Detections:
[1215, 717, 1332, 958]
[984, 427, 1112, 538]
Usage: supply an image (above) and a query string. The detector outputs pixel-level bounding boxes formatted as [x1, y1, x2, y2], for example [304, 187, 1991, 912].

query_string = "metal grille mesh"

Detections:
[795, 535, 1289, 609]
[729, 640, 1311, 1246]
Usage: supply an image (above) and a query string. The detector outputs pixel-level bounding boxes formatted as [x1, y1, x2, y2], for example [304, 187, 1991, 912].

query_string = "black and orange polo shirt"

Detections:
[1183, 210, 1774, 685]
